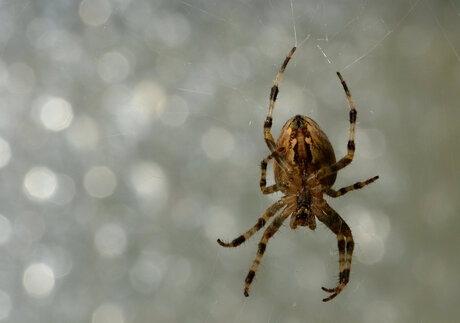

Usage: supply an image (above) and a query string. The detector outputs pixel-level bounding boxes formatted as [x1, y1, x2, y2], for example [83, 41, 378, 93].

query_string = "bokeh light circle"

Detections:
[23, 263, 55, 298]
[129, 257, 163, 294]
[84, 166, 117, 198]
[97, 51, 130, 83]
[146, 13, 191, 48]
[201, 127, 235, 160]
[40, 97, 74, 131]
[350, 207, 391, 265]
[94, 223, 127, 258]
[130, 81, 166, 121]
[23, 167, 57, 200]
[129, 161, 168, 200]
[79, 0, 112, 27]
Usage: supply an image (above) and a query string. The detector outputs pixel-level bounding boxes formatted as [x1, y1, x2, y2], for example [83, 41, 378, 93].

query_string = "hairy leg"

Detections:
[316, 202, 354, 302]
[260, 148, 287, 194]
[243, 205, 294, 296]
[217, 200, 285, 247]
[263, 47, 296, 172]
[317, 72, 357, 180]
[325, 175, 379, 197]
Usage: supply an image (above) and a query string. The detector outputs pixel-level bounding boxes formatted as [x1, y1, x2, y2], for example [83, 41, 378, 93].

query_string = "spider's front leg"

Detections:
[264, 47, 296, 152]
[316, 202, 354, 302]
[317, 72, 357, 180]
[263, 47, 296, 173]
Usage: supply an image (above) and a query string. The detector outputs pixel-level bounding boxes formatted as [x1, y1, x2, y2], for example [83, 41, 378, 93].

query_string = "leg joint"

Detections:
[255, 218, 266, 230]
[349, 109, 357, 123]
[257, 242, 266, 255]
[347, 140, 355, 151]
[270, 86, 279, 101]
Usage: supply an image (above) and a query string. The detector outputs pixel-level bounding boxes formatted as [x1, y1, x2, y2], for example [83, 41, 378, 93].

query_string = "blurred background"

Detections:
[0, 0, 459, 322]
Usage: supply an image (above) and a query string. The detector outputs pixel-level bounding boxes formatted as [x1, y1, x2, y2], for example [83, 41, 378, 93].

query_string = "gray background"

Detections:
[0, 0, 459, 322]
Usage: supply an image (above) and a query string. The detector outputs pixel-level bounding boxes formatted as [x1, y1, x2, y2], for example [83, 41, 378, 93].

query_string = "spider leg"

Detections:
[325, 175, 379, 198]
[244, 205, 294, 297]
[317, 72, 357, 180]
[316, 202, 354, 302]
[217, 200, 285, 248]
[260, 147, 288, 194]
[264, 47, 296, 172]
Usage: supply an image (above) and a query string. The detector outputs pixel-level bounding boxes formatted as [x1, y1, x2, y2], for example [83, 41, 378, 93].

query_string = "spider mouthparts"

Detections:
[295, 214, 307, 224]
[290, 211, 317, 230]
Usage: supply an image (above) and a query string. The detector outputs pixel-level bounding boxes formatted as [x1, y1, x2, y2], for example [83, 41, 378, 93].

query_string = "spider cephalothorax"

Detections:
[217, 47, 379, 302]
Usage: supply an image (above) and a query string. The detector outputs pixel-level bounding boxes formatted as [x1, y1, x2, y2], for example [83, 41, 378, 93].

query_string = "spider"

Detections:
[217, 47, 379, 302]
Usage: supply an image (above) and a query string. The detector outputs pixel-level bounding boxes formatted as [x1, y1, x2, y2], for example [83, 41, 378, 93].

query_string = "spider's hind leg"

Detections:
[316, 202, 354, 302]
[243, 205, 293, 297]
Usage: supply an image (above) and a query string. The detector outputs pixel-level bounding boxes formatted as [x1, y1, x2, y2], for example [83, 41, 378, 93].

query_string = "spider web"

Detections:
[90, 0, 458, 322]
[6, 0, 459, 322]
[171, 1, 460, 322]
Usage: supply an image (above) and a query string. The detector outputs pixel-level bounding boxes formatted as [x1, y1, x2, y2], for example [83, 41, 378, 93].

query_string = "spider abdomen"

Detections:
[274, 115, 337, 188]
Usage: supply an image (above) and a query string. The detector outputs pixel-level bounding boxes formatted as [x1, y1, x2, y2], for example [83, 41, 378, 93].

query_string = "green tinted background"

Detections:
[0, 0, 459, 322]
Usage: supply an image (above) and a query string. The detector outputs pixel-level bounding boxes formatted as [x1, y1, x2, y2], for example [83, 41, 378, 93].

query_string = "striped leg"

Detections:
[260, 148, 287, 194]
[317, 72, 357, 180]
[264, 47, 296, 172]
[316, 202, 354, 302]
[217, 200, 285, 248]
[243, 205, 294, 297]
[325, 175, 379, 198]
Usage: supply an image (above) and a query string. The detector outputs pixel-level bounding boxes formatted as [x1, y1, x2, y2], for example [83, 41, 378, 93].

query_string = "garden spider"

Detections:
[217, 47, 379, 302]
